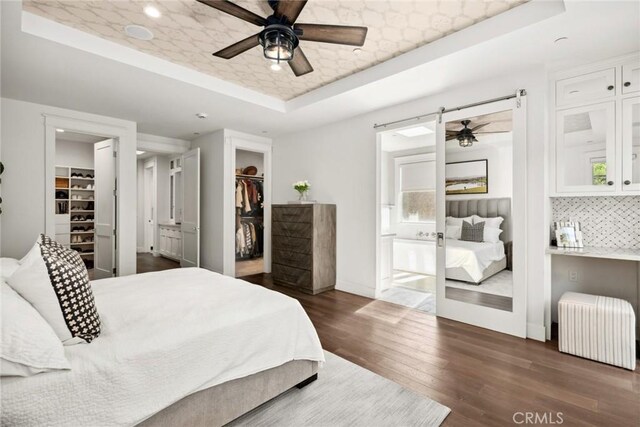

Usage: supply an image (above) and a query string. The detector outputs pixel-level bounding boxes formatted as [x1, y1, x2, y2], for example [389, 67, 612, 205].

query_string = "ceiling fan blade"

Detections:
[474, 130, 512, 134]
[213, 33, 260, 59]
[470, 123, 490, 132]
[289, 46, 313, 76]
[274, 0, 308, 24]
[294, 23, 368, 46]
[197, 0, 267, 26]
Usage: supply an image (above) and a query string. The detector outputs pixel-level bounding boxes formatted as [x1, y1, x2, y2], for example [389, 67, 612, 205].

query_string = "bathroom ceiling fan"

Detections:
[446, 119, 510, 148]
[196, 0, 368, 76]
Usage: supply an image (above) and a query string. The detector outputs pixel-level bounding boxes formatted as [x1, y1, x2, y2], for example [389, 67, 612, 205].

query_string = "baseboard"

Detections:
[336, 279, 376, 299]
[527, 322, 546, 342]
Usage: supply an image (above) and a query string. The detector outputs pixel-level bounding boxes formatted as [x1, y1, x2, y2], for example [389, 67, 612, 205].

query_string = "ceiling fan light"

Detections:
[260, 25, 298, 62]
[458, 135, 476, 148]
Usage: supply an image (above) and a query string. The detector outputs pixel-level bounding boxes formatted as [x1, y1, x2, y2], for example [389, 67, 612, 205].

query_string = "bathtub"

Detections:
[393, 238, 436, 276]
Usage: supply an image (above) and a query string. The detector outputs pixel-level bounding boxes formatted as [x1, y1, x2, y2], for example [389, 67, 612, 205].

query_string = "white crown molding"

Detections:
[21, 11, 286, 113]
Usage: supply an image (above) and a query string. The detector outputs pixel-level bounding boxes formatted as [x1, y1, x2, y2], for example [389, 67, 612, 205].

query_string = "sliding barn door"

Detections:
[181, 148, 200, 268]
[435, 96, 527, 338]
[94, 139, 116, 279]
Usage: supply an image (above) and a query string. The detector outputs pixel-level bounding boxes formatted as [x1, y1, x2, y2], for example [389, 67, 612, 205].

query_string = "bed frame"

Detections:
[446, 198, 512, 284]
[138, 360, 318, 427]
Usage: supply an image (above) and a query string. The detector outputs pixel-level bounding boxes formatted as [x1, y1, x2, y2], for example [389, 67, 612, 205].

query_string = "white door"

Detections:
[181, 148, 200, 268]
[144, 162, 155, 251]
[94, 139, 116, 279]
[435, 96, 527, 338]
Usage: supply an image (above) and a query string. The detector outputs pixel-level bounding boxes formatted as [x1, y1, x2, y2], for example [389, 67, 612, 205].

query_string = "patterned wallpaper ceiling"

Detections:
[24, 0, 528, 100]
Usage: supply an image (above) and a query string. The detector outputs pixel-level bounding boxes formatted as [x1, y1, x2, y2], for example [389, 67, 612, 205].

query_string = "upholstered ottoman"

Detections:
[559, 292, 636, 370]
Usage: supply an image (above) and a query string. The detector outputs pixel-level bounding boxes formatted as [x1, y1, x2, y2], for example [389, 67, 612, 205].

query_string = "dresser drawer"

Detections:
[272, 263, 312, 290]
[272, 236, 311, 254]
[273, 249, 312, 271]
[273, 206, 312, 223]
[272, 221, 312, 238]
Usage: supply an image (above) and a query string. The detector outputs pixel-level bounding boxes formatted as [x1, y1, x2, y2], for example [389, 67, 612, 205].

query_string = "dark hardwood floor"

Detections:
[242, 273, 640, 427]
[136, 253, 180, 273]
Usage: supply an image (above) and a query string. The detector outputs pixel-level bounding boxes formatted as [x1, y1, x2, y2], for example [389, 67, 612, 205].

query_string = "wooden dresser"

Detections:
[272, 204, 336, 295]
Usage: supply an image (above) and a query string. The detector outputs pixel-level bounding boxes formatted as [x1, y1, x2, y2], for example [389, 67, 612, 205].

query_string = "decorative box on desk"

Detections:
[272, 204, 336, 295]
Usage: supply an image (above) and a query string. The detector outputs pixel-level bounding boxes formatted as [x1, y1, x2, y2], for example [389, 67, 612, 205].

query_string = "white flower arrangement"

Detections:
[293, 180, 311, 194]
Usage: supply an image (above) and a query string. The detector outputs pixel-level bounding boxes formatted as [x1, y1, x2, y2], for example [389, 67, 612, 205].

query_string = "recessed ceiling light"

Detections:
[193, 132, 200, 136]
[124, 24, 154, 41]
[270, 63, 282, 72]
[136, 150, 146, 155]
[196, 112, 208, 119]
[55, 128, 65, 133]
[396, 126, 434, 137]
[353, 48, 362, 55]
[554, 36, 568, 44]
[143, 5, 161, 18]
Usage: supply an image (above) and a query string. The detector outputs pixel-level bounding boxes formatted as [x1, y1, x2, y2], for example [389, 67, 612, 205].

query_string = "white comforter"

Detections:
[445, 239, 505, 282]
[1, 268, 324, 426]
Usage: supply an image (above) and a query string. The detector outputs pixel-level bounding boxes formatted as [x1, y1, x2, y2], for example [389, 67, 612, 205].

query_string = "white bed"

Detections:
[394, 238, 505, 283]
[1, 268, 325, 426]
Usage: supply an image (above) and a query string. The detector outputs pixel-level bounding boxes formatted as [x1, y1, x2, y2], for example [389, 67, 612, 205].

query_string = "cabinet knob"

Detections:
[624, 82, 631, 87]
[624, 180, 631, 185]
[607, 85, 614, 91]
[607, 181, 614, 186]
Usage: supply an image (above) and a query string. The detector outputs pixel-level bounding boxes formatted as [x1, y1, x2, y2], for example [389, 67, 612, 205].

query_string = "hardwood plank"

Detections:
[241, 273, 640, 426]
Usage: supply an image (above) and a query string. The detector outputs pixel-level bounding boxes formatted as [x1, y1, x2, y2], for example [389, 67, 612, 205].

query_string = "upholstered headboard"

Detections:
[446, 198, 512, 244]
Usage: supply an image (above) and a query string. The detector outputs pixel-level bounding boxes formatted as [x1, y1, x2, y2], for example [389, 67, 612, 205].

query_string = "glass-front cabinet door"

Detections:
[555, 101, 616, 193]
[622, 96, 640, 192]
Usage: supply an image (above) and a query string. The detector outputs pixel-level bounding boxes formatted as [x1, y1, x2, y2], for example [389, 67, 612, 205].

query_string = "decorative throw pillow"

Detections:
[446, 216, 474, 227]
[1, 282, 71, 376]
[483, 227, 503, 243]
[461, 220, 485, 243]
[0, 257, 20, 280]
[446, 225, 461, 240]
[7, 235, 101, 345]
[473, 215, 504, 229]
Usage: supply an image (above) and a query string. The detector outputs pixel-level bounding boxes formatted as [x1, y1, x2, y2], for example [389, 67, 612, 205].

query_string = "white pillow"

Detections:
[7, 236, 101, 345]
[1, 281, 71, 377]
[446, 225, 461, 240]
[0, 258, 20, 279]
[473, 215, 504, 229]
[483, 227, 504, 243]
[446, 216, 474, 227]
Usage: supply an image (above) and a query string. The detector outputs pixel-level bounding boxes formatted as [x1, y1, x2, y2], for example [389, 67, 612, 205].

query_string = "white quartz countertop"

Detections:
[546, 246, 640, 262]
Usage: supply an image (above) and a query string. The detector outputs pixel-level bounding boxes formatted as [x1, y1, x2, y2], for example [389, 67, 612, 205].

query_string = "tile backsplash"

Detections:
[551, 196, 640, 249]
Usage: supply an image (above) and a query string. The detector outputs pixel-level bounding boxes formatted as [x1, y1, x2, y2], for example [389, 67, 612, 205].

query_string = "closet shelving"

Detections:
[235, 174, 264, 261]
[55, 165, 95, 268]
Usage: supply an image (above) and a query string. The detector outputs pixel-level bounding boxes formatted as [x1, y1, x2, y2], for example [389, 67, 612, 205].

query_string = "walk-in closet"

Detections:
[235, 149, 265, 277]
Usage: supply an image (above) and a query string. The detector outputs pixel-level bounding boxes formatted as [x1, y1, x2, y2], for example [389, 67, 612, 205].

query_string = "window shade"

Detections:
[399, 161, 436, 191]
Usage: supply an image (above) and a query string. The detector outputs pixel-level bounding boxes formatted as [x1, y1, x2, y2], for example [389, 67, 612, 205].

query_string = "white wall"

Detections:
[55, 139, 95, 169]
[236, 149, 265, 176]
[191, 130, 226, 273]
[272, 67, 548, 340]
[136, 159, 145, 251]
[1, 98, 137, 276]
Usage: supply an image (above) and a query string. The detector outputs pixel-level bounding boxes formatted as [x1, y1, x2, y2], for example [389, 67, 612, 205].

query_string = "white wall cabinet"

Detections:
[159, 225, 182, 261]
[551, 54, 640, 196]
[622, 61, 640, 95]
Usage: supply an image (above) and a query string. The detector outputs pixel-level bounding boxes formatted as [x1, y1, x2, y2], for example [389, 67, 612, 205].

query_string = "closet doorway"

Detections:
[235, 149, 266, 277]
[53, 131, 115, 279]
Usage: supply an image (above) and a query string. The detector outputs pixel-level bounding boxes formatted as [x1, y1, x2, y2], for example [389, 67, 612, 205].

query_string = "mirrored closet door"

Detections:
[435, 96, 527, 338]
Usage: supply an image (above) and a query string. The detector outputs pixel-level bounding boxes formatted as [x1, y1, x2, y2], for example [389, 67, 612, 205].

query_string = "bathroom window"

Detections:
[399, 190, 435, 223]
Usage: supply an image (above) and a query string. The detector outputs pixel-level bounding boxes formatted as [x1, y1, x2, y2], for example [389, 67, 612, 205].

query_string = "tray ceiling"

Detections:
[23, 0, 528, 101]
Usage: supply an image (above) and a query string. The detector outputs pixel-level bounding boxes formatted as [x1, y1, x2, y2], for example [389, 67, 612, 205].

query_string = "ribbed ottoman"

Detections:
[559, 292, 636, 370]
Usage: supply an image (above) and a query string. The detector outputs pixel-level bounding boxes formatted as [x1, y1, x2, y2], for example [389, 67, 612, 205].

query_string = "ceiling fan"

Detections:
[196, 0, 368, 76]
[446, 119, 509, 147]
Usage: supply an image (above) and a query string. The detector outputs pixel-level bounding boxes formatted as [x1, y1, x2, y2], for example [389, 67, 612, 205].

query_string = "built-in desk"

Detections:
[545, 246, 640, 341]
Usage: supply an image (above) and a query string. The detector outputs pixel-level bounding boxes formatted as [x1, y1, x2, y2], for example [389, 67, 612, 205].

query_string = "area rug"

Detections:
[445, 270, 513, 297]
[229, 351, 450, 426]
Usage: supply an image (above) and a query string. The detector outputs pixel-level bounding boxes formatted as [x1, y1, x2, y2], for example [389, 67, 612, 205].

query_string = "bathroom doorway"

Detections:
[376, 120, 438, 314]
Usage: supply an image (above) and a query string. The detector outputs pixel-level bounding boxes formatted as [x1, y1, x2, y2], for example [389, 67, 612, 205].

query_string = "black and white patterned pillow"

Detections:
[461, 220, 484, 243]
[7, 235, 101, 344]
